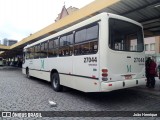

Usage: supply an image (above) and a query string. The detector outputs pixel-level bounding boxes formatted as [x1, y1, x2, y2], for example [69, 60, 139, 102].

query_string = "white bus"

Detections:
[22, 12, 146, 92]
[0, 57, 3, 66]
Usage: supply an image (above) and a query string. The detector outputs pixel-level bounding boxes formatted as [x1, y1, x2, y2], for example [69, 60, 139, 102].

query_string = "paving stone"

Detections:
[0, 67, 160, 120]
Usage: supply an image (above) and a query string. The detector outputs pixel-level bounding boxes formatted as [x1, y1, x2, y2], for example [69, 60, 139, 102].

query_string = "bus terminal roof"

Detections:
[0, 0, 160, 58]
[0, 44, 10, 51]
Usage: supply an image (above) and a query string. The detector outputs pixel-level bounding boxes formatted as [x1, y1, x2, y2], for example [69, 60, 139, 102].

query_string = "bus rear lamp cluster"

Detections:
[102, 73, 108, 77]
[102, 69, 108, 73]
[102, 69, 108, 81]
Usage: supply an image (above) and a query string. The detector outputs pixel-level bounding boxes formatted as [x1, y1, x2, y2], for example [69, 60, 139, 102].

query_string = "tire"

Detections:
[51, 73, 63, 92]
[26, 68, 30, 79]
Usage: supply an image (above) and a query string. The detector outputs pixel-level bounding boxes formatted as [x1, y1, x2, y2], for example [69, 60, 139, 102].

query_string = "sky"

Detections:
[0, 0, 95, 41]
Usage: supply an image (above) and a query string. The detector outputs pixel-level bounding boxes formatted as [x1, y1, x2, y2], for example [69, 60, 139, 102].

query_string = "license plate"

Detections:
[125, 75, 132, 80]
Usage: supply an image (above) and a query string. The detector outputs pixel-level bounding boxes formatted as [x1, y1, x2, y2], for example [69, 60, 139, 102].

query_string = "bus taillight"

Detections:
[102, 69, 108, 73]
[102, 69, 108, 81]
[102, 73, 108, 77]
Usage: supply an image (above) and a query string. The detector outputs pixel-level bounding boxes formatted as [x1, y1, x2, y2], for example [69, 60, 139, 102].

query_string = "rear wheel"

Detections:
[51, 73, 63, 92]
[26, 68, 30, 79]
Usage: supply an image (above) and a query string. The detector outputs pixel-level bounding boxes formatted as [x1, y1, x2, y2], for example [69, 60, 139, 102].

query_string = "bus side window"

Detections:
[59, 33, 73, 57]
[69, 45, 73, 55]
[74, 45, 80, 55]
[34, 46, 37, 59]
[74, 41, 98, 55]
[67, 33, 73, 56]
[74, 23, 99, 56]
[37, 44, 41, 58]
[30, 47, 35, 59]
[34, 45, 40, 59]
[48, 49, 58, 57]
[23, 52, 25, 63]
[40, 42, 48, 58]
[26, 48, 30, 59]
[59, 48, 72, 56]
[48, 38, 59, 57]
[77, 43, 93, 55]
[59, 47, 70, 56]
[28, 47, 34, 59]
[90, 41, 98, 53]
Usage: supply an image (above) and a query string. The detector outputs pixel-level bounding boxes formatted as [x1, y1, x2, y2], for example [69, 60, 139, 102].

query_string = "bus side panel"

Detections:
[59, 74, 75, 89]
[72, 54, 100, 92]
[29, 69, 50, 81]
[71, 76, 100, 92]
[47, 57, 74, 88]
[23, 59, 50, 81]
[31, 59, 41, 71]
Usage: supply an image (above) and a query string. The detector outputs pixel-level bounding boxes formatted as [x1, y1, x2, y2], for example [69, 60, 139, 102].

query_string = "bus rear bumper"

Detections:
[100, 78, 146, 92]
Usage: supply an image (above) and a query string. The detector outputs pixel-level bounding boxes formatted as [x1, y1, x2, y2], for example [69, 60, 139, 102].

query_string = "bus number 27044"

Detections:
[84, 57, 97, 63]
[134, 57, 145, 63]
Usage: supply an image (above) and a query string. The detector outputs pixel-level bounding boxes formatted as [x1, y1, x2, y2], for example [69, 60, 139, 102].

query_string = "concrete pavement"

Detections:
[132, 77, 160, 96]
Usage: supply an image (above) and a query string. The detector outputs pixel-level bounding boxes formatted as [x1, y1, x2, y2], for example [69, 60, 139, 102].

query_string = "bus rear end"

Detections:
[100, 14, 146, 92]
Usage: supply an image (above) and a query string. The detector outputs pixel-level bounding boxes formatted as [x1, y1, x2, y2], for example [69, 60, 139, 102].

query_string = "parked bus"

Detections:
[22, 12, 146, 92]
[0, 57, 3, 66]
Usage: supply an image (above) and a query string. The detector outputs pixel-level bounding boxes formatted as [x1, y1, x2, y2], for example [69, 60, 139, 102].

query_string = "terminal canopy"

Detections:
[0, 0, 160, 58]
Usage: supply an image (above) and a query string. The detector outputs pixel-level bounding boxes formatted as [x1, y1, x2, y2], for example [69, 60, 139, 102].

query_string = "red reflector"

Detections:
[102, 73, 108, 77]
[102, 69, 108, 73]
[108, 84, 112, 86]
[92, 75, 96, 78]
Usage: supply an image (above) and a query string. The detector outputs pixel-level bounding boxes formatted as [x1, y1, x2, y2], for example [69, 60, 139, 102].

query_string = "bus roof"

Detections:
[24, 12, 142, 49]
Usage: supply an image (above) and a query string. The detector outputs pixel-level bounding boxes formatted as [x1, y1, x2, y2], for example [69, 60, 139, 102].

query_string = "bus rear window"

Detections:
[109, 18, 144, 52]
